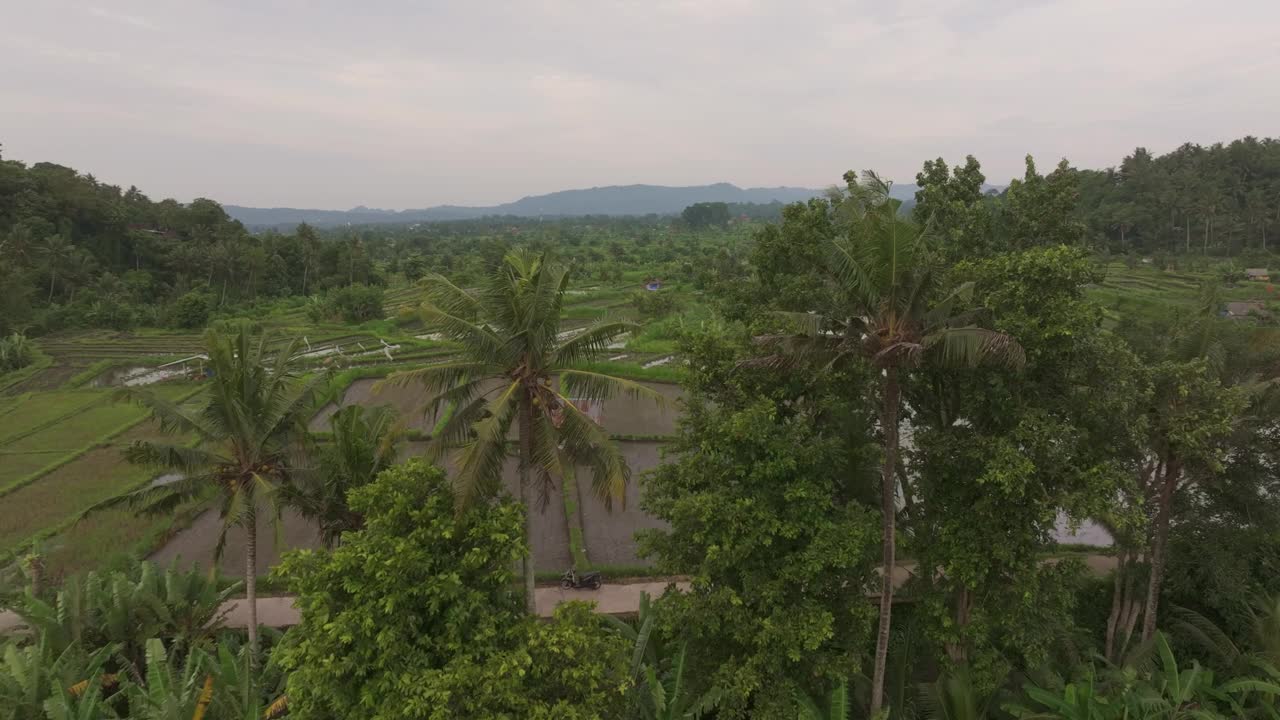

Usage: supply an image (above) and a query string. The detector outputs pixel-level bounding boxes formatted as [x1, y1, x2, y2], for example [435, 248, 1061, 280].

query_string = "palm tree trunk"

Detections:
[48, 272, 56, 303]
[245, 504, 260, 661]
[870, 365, 900, 716]
[1141, 458, 1179, 643]
[1105, 549, 1128, 661]
[518, 394, 537, 614]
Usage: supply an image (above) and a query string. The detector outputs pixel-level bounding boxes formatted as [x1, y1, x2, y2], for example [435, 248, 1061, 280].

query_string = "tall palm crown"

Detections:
[758, 171, 1023, 715]
[281, 404, 402, 547]
[387, 249, 661, 610]
[96, 324, 323, 657]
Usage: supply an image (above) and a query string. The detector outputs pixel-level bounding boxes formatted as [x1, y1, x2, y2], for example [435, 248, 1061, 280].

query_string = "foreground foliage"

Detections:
[276, 460, 629, 719]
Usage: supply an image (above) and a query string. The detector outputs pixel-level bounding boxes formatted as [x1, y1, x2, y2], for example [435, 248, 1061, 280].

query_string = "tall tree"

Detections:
[385, 249, 661, 612]
[281, 404, 403, 547]
[93, 324, 323, 658]
[756, 171, 1024, 714]
[913, 155, 993, 259]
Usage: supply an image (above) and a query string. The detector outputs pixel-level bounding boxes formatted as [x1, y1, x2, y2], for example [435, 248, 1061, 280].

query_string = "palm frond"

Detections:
[115, 386, 218, 440]
[553, 391, 630, 508]
[84, 472, 215, 518]
[420, 306, 513, 364]
[559, 369, 667, 407]
[380, 360, 501, 399]
[421, 272, 482, 318]
[553, 320, 639, 366]
[426, 395, 491, 461]
[923, 281, 975, 330]
[452, 379, 520, 510]
[122, 441, 226, 474]
[924, 326, 1026, 370]
[832, 238, 883, 312]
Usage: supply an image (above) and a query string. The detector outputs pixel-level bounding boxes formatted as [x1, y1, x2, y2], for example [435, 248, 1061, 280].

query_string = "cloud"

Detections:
[1, 0, 1277, 208]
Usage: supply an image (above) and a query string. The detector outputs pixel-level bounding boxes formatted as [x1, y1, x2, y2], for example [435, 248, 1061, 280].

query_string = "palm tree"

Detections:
[36, 234, 74, 303]
[756, 172, 1024, 715]
[92, 325, 323, 658]
[280, 404, 402, 547]
[384, 249, 661, 612]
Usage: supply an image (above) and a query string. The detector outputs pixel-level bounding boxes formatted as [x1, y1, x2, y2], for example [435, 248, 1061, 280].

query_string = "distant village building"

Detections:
[1225, 301, 1268, 320]
[1245, 268, 1271, 281]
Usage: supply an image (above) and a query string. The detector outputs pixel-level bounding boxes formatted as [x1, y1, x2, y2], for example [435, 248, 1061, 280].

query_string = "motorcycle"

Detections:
[560, 568, 603, 590]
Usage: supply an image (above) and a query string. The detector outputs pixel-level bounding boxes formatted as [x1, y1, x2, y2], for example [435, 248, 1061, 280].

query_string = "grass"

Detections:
[36, 499, 208, 582]
[0, 390, 102, 445]
[0, 446, 157, 556]
[3, 403, 147, 454]
[0, 384, 204, 562]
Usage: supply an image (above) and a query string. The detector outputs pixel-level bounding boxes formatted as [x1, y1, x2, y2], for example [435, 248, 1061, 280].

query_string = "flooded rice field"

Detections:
[151, 374, 1110, 577]
[154, 377, 683, 575]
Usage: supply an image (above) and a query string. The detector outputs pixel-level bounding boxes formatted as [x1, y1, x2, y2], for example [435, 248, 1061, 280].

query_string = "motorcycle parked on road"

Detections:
[560, 568, 603, 590]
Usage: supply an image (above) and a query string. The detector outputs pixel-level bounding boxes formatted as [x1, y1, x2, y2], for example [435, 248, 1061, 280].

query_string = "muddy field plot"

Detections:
[573, 441, 669, 566]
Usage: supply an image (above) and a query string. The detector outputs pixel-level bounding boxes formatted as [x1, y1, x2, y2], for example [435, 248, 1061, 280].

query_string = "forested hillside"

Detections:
[1077, 137, 1280, 253]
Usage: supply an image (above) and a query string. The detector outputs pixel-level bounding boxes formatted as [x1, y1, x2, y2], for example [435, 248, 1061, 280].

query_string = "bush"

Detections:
[309, 284, 386, 323]
[276, 460, 629, 719]
[0, 332, 34, 373]
[631, 289, 679, 319]
[171, 291, 212, 329]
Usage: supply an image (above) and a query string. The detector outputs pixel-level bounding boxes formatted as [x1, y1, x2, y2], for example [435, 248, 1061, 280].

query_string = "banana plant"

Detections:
[920, 666, 1000, 720]
[120, 639, 210, 720]
[796, 677, 854, 720]
[0, 640, 115, 720]
[640, 642, 718, 720]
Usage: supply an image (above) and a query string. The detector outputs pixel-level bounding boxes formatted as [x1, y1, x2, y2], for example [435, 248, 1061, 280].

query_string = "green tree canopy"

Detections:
[276, 460, 629, 720]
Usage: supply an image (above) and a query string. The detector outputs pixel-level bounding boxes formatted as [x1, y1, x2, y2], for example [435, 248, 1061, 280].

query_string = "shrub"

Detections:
[276, 461, 629, 719]
[171, 291, 212, 329]
[631, 289, 679, 319]
[0, 333, 33, 373]
[309, 284, 385, 323]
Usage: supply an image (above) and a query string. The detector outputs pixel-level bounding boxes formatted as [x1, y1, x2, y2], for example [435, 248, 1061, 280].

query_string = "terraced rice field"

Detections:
[1089, 262, 1280, 323]
[0, 382, 202, 573]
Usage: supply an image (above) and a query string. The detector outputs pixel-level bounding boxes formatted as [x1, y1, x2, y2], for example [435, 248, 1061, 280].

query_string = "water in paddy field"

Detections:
[91, 366, 191, 387]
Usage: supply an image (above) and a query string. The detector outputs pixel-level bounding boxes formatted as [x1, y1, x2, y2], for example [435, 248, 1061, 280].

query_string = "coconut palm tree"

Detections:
[384, 249, 661, 612]
[36, 234, 74, 303]
[755, 172, 1024, 715]
[93, 325, 323, 658]
[280, 404, 402, 547]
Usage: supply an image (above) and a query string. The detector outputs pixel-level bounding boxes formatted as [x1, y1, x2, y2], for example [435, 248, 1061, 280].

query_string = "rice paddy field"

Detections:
[1090, 261, 1280, 324]
[0, 276, 694, 590]
[0, 382, 202, 587]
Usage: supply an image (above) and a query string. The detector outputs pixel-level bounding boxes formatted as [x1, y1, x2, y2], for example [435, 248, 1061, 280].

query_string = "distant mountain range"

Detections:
[224, 181, 1003, 229]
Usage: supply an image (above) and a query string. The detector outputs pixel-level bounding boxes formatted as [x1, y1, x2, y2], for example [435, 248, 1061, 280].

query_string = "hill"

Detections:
[223, 183, 820, 228]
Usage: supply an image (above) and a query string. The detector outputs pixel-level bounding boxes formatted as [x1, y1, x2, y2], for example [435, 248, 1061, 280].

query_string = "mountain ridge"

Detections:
[224, 180, 1001, 229]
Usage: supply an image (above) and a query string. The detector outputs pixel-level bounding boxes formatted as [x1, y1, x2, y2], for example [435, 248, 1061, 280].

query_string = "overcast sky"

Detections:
[3, 0, 1278, 209]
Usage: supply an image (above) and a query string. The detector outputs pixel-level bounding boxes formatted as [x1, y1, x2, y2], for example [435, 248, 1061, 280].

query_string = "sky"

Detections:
[3, 0, 1279, 210]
